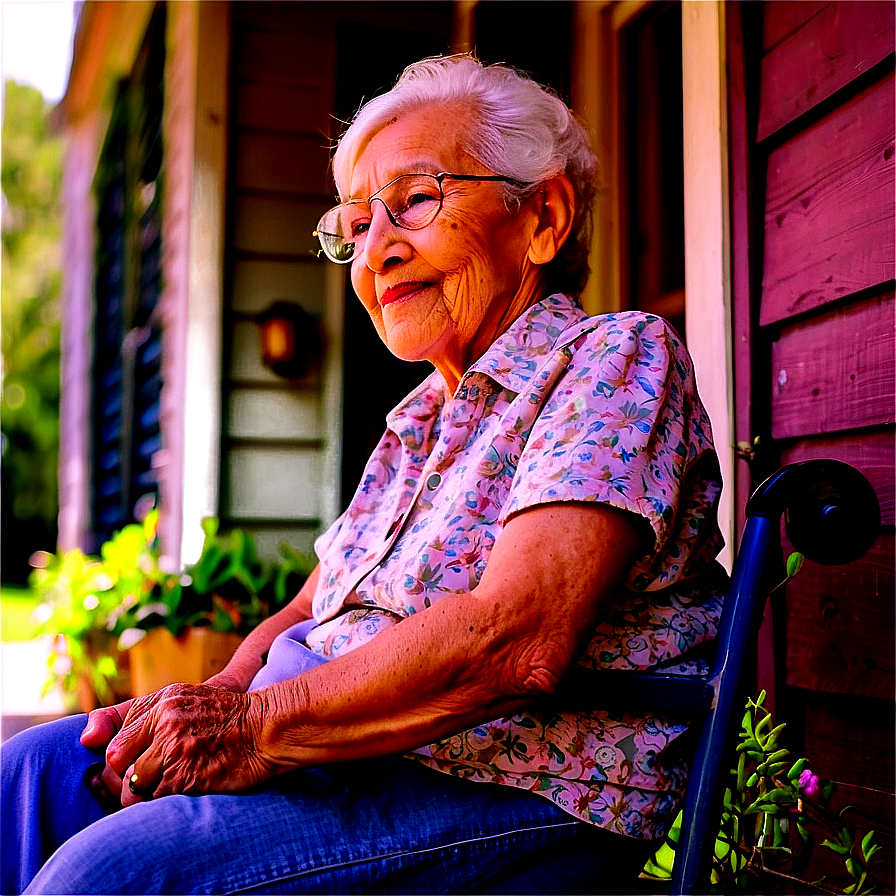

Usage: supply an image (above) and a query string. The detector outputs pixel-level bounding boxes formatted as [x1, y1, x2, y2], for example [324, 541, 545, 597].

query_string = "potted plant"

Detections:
[29, 512, 162, 710]
[641, 691, 885, 894]
[111, 517, 313, 695]
[31, 512, 314, 706]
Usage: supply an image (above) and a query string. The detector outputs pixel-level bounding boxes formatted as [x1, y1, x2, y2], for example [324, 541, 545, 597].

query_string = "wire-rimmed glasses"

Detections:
[313, 172, 517, 264]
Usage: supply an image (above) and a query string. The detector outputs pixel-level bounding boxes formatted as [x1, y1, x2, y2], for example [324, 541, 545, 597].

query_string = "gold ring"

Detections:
[128, 773, 153, 798]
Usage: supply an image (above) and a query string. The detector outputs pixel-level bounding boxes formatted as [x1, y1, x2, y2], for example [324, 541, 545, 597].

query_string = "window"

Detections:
[90, 9, 164, 547]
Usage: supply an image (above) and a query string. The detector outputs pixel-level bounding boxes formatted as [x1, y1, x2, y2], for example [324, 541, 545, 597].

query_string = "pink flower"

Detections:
[798, 769, 820, 797]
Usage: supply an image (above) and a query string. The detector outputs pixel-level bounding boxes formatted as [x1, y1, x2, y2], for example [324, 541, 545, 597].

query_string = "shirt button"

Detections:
[426, 472, 442, 491]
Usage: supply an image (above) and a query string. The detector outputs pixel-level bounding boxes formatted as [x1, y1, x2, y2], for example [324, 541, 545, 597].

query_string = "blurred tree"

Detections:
[1, 80, 62, 583]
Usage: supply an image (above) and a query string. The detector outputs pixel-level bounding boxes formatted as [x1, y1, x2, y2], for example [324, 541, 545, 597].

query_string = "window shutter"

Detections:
[90, 8, 165, 547]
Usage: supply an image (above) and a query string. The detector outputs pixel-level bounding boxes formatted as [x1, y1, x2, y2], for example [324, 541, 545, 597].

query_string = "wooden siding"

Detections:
[770, 290, 895, 438]
[784, 533, 894, 699]
[221, 3, 454, 551]
[760, 76, 894, 325]
[751, 2, 895, 887]
[220, 4, 336, 555]
[804, 696, 896, 831]
[757, 0, 894, 140]
[779, 429, 895, 524]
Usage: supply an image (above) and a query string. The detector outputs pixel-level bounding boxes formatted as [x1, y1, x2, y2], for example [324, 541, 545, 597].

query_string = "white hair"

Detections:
[332, 54, 598, 294]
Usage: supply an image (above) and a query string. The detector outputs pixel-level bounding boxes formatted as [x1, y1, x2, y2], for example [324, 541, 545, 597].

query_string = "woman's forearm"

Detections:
[206, 566, 319, 692]
[103, 505, 640, 804]
[249, 504, 641, 775]
[251, 589, 534, 769]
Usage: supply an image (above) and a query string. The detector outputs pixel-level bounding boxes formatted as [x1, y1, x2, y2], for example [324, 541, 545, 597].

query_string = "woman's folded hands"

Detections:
[100, 683, 271, 807]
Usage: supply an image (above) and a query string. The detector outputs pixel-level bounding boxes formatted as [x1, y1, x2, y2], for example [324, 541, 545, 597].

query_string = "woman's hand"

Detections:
[81, 567, 320, 808]
[104, 683, 271, 808]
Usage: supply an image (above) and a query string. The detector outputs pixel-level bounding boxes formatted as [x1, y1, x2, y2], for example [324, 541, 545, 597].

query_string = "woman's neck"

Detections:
[433, 274, 549, 393]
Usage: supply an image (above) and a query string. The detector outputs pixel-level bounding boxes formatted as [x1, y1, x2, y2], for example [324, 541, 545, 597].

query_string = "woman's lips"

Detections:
[379, 281, 433, 307]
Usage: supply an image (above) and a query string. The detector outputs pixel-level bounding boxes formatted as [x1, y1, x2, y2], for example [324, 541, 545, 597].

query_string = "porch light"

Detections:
[255, 301, 320, 379]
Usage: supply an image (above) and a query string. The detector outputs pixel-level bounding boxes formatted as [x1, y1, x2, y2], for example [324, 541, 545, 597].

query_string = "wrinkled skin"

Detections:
[82, 685, 269, 808]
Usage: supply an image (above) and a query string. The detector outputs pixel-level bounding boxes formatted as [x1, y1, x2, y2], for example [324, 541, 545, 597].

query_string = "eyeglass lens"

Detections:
[315, 174, 444, 263]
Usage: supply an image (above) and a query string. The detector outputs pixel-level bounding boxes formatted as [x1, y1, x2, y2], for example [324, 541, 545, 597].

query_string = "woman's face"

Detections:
[347, 105, 545, 385]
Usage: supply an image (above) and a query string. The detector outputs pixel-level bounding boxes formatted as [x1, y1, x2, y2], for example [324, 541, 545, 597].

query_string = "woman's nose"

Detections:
[361, 200, 411, 272]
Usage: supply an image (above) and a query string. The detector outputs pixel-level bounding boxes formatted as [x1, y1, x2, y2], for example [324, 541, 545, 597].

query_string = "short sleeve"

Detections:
[499, 313, 723, 591]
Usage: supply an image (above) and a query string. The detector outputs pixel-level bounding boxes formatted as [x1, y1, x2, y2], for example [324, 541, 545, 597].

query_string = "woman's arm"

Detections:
[108, 502, 641, 802]
[256, 502, 640, 766]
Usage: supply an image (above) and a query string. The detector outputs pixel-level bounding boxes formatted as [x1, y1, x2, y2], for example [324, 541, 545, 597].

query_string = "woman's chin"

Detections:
[381, 324, 446, 365]
[382, 338, 434, 364]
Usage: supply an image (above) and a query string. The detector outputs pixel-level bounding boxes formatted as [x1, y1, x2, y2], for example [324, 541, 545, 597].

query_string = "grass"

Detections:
[1, 585, 41, 642]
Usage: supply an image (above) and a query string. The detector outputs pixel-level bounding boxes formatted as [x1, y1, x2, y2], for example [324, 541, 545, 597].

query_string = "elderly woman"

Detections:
[2, 55, 725, 894]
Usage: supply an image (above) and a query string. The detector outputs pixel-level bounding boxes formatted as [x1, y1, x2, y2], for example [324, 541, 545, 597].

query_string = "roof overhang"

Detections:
[55, 0, 156, 126]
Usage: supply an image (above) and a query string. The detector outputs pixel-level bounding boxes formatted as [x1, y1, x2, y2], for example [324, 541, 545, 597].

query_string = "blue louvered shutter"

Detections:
[90, 8, 164, 548]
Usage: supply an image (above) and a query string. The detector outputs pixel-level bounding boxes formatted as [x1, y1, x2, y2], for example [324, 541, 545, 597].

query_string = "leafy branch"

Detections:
[642, 691, 884, 894]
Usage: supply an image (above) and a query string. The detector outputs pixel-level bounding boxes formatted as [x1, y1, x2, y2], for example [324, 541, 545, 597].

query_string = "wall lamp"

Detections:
[255, 301, 320, 380]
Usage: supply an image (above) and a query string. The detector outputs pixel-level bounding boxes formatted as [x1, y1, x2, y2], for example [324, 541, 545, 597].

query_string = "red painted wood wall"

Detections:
[738, 1, 894, 887]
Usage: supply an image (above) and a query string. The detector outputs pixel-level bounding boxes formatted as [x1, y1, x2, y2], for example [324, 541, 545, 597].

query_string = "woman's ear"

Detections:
[527, 174, 576, 267]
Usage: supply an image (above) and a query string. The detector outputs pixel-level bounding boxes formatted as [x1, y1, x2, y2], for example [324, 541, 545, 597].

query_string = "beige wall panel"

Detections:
[682, 0, 734, 570]
[228, 388, 321, 440]
[232, 196, 328, 256]
[163, 1, 230, 566]
[226, 448, 321, 519]
[232, 259, 325, 316]
[234, 132, 331, 195]
[245, 526, 320, 561]
[235, 82, 332, 138]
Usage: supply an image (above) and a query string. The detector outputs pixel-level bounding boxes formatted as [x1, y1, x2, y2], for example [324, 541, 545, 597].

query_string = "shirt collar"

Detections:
[466, 293, 587, 394]
[385, 294, 587, 445]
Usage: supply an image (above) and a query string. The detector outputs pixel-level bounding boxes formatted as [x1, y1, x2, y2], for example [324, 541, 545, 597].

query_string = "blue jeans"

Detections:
[1, 715, 655, 894]
[3, 629, 658, 894]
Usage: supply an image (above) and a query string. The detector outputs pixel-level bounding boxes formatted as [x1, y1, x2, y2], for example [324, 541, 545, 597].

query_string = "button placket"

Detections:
[339, 471, 432, 600]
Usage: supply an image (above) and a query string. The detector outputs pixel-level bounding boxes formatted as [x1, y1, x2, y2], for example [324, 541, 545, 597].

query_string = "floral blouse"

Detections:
[308, 294, 726, 840]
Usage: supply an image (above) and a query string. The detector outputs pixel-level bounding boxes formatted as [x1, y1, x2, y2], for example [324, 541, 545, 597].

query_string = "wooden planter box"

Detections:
[128, 628, 243, 697]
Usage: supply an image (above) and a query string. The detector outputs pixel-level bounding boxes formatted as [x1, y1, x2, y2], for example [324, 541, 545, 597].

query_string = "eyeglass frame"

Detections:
[313, 171, 523, 264]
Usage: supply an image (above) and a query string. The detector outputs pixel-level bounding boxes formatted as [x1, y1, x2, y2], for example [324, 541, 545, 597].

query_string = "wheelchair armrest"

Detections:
[550, 668, 714, 715]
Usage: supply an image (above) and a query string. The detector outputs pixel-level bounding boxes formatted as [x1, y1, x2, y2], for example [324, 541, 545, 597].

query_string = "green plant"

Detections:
[30, 546, 130, 707]
[1, 80, 64, 584]
[30, 512, 314, 703]
[110, 517, 314, 649]
[1, 585, 41, 642]
[642, 691, 884, 894]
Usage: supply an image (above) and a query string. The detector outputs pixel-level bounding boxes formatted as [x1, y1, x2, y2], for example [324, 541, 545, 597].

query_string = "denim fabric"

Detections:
[1, 715, 655, 895]
[1, 715, 110, 894]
